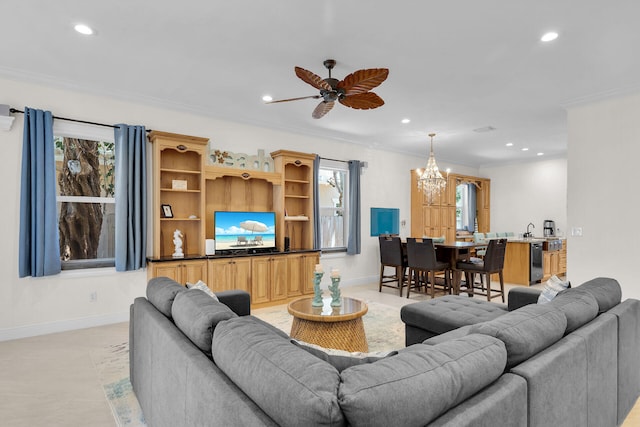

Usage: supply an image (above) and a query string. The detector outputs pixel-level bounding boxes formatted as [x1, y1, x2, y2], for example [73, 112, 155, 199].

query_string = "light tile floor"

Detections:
[0, 282, 637, 426]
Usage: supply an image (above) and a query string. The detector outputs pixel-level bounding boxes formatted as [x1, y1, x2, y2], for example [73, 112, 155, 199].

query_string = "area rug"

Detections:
[90, 342, 147, 427]
[252, 299, 405, 352]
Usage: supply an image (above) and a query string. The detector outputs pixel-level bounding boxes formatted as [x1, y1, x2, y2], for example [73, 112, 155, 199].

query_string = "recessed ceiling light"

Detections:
[537, 152, 544, 156]
[401, 118, 410, 124]
[521, 148, 529, 151]
[506, 142, 514, 147]
[541, 31, 558, 42]
[74, 24, 94, 35]
[262, 95, 273, 102]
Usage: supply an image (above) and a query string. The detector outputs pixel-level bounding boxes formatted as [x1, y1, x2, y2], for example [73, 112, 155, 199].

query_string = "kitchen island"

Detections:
[502, 238, 566, 286]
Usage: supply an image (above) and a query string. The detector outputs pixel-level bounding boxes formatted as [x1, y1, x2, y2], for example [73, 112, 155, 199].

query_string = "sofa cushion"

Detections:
[469, 303, 567, 368]
[549, 288, 599, 333]
[401, 295, 508, 335]
[171, 289, 237, 354]
[338, 334, 507, 427]
[291, 339, 398, 372]
[213, 316, 345, 427]
[574, 277, 622, 314]
[146, 276, 186, 318]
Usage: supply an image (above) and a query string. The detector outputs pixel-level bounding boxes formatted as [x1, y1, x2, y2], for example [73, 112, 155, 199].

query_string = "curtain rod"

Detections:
[320, 156, 349, 163]
[320, 156, 367, 168]
[9, 108, 152, 132]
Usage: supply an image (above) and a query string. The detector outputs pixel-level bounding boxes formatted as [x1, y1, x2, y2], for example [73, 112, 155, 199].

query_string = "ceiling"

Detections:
[2, 1, 640, 167]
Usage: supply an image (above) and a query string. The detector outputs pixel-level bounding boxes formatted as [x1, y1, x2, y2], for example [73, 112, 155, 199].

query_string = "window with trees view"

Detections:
[54, 124, 116, 269]
[318, 159, 350, 251]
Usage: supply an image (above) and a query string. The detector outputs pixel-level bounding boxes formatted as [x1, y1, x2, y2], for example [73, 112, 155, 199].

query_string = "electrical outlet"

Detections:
[90, 291, 97, 302]
[571, 227, 583, 237]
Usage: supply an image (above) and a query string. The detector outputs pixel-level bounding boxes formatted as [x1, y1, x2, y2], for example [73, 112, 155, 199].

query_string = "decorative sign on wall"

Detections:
[370, 207, 400, 236]
[209, 146, 274, 172]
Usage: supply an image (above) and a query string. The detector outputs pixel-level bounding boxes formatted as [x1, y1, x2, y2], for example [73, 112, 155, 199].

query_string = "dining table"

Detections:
[433, 241, 483, 295]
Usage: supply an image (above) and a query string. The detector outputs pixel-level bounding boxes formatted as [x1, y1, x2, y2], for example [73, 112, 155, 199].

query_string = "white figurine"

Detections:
[172, 229, 184, 258]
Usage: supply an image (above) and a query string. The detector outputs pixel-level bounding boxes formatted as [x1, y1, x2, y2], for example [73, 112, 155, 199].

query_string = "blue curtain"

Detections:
[313, 155, 321, 250]
[347, 160, 361, 255]
[18, 108, 61, 277]
[114, 124, 147, 271]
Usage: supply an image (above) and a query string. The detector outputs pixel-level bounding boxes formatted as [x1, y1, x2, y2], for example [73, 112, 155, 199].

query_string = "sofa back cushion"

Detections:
[146, 277, 186, 318]
[469, 304, 567, 368]
[171, 289, 237, 355]
[574, 277, 622, 314]
[213, 316, 345, 427]
[338, 334, 506, 427]
[549, 288, 599, 333]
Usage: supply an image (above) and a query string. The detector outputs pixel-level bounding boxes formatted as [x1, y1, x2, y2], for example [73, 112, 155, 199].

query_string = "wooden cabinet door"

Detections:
[286, 253, 320, 296]
[208, 259, 233, 292]
[542, 252, 551, 281]
[302, 253, 319, 294]
[251, 258, 271, 304]
[233, 258, 252, 294]
[270, 256, 288, 302]
[550, 252, 560, 275]
[287, 254, 303, 296]
[182, 260, 207, 285]
[149, 262, 181, 283]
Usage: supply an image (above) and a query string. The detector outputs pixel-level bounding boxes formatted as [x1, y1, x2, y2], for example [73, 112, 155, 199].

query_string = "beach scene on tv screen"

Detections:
[215, 211, 276, 250]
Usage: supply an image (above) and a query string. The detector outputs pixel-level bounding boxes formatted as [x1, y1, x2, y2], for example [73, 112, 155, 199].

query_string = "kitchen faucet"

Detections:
[524, 222, 535, 238]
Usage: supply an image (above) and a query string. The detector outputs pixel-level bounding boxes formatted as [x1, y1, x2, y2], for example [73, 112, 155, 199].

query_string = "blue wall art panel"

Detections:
[370, 207, 399, 236]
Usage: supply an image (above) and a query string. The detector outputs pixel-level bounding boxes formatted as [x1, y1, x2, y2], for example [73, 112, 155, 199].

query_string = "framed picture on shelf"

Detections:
[161, 204, 174, 218]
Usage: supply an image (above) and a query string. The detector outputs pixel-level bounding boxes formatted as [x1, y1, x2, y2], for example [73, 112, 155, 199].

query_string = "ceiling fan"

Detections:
[266, 59, 389, 119]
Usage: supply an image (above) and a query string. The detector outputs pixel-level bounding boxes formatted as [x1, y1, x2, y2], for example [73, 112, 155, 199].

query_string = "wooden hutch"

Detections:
[411, 170, 491, 241]
[147, 131, 319, 308]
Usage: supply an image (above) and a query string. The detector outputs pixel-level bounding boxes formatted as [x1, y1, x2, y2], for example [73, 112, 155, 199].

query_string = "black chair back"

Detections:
[379, 235, 405, 266]
[406, 238, 438, 270]
[484, 238, 507, 272]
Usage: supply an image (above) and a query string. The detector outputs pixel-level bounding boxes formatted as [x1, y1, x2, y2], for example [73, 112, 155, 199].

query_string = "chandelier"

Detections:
[417, 133, 447, 204]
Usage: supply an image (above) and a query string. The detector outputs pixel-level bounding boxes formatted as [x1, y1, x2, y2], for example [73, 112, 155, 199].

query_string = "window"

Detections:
[318, 159, 350, 251]
[54, 123, 116, 269]
[456, 183, 477, 232]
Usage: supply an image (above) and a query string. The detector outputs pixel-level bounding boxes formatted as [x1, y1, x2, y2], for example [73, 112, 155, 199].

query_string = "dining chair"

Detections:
[456, 238, 507, 302]
[378, 235, 408, 296]
[405, 238, 451, 299]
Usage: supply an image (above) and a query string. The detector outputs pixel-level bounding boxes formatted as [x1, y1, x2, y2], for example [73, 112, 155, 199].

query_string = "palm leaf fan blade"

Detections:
[312, 101, 335, 119]
[295, 67, 332, 91]
[337, 68, 389, 95]
[339, 92, 384, 110]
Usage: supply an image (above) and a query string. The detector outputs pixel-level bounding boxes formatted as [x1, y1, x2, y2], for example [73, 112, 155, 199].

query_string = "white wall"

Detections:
[567, 91, 640, 300]
[1, 76, 454, 339]
[481, 158, 567, 237]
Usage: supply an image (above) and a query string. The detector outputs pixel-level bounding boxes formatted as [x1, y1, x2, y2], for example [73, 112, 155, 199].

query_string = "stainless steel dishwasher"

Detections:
[530, 242, 543, 284]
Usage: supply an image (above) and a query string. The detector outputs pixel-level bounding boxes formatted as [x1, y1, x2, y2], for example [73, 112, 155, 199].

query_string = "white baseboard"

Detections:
[0, 311, 129, 342]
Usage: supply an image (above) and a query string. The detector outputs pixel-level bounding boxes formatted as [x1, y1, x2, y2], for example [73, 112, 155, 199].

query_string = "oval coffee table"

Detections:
[287, 296, 368, 352]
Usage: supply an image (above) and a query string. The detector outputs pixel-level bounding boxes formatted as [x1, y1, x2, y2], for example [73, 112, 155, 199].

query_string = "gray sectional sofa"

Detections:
[130, 276, 639, 427]
[402, 277, 640, 427]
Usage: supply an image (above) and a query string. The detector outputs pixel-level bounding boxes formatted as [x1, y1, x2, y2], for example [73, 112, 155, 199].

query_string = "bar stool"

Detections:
[378, 235, 408, 296]
[406, 238, 451, 299]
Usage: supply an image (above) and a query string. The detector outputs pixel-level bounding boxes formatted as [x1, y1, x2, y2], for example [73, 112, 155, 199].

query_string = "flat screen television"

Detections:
[214, 211, 277, 252]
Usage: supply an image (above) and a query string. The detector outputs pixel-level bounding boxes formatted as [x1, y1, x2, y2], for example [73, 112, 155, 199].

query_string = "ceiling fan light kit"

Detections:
[267, 59, 389, 119]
